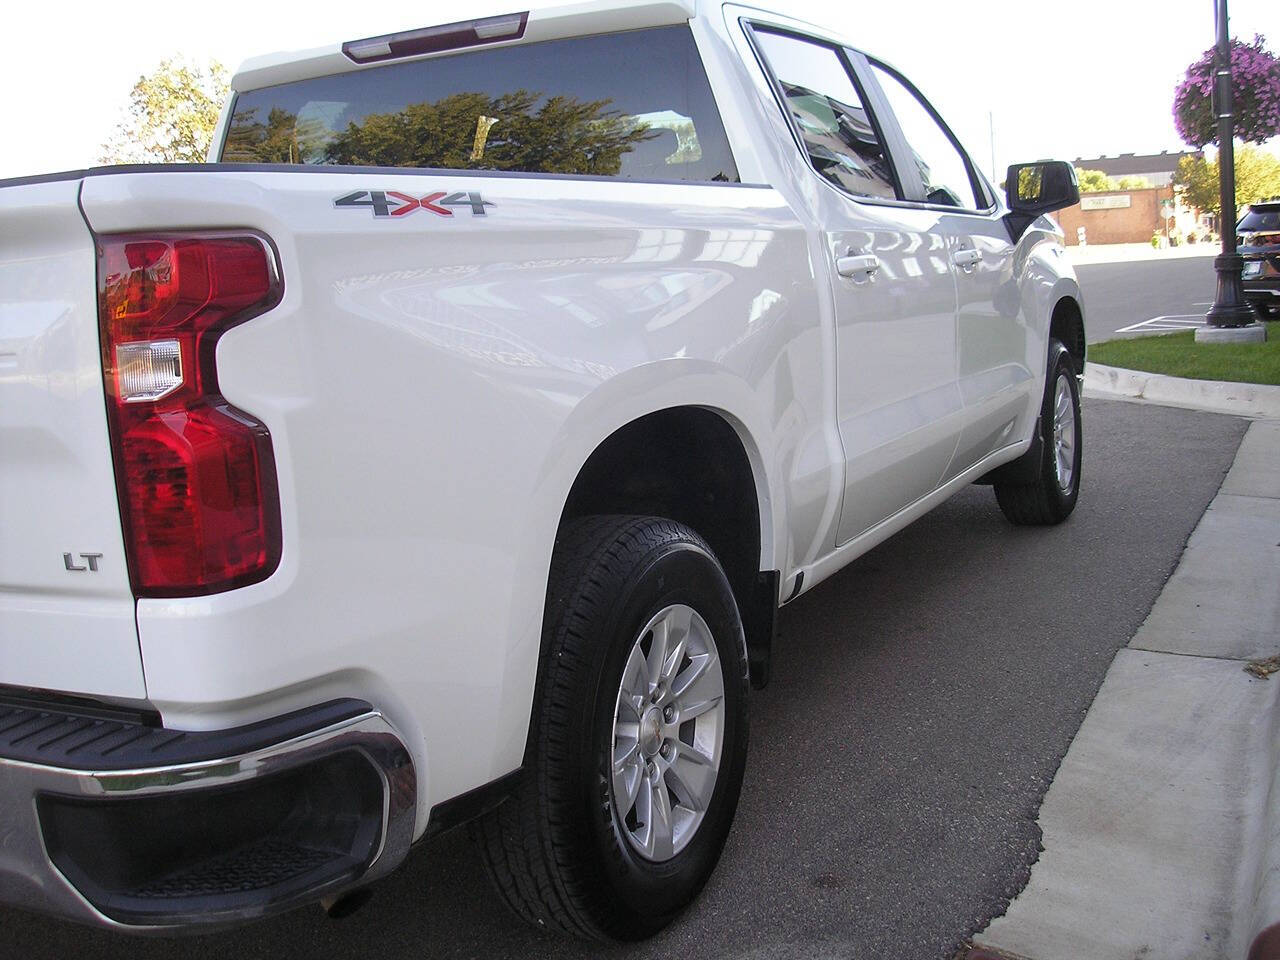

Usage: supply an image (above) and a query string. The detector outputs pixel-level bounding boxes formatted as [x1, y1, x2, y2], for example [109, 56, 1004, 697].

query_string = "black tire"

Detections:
[994, 340, 1082, 525]
[471, 515, 750, 941]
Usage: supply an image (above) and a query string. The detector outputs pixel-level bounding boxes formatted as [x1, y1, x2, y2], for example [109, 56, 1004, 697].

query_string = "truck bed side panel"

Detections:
[77, 168, 823, 826]
[0, 180, 145, 700]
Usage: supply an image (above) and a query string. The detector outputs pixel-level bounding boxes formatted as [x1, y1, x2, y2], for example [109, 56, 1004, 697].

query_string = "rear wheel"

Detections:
[994, 340, 1082, 525]
[472, 515, 749, 941]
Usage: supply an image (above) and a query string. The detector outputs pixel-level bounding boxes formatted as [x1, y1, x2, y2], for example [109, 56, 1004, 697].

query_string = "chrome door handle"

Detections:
[952, 248, 983, 268]
[836, 253, 880, 278]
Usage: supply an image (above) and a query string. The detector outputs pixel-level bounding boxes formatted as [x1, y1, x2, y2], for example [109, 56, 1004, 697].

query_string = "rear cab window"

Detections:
[1239, 208, 1280, 232]
[221, 25, 739, 184]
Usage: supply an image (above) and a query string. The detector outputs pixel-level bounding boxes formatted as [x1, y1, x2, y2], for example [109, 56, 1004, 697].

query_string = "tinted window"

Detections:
[752, 30, 898, 201]
[221, 26, 738, 183]
[869, 61, 981, 210]
[1239, 208, 1280, 231]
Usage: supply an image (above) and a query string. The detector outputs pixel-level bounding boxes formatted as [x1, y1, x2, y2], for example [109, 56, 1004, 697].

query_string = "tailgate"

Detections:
[0, 177, 146, 700]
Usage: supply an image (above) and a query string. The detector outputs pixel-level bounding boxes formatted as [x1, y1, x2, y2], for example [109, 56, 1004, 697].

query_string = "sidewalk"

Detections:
[967, 420, 1280, 960]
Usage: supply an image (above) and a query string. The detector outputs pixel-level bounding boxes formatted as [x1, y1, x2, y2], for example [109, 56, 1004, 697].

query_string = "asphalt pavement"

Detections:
[1075, 250, 1217, 342]
[2, 398, 1249, 959]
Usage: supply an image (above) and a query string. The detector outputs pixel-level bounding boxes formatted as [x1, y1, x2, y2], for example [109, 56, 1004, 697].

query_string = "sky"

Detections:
[2, 0, 1276, 181]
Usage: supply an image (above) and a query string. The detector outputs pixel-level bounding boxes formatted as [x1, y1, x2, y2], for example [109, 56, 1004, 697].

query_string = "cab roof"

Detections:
[233, 0, 698, 92]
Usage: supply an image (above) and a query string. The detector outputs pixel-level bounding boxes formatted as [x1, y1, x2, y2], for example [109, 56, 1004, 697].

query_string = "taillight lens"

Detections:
[97, 233, 283, 597]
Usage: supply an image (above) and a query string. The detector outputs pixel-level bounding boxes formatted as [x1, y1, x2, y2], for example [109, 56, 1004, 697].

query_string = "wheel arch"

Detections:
[1050, 294, 1086, 370]
[556, 403, 779, 687]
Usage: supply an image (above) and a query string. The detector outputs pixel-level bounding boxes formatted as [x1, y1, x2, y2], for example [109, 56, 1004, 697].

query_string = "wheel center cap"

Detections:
[640, 707, 663, 757]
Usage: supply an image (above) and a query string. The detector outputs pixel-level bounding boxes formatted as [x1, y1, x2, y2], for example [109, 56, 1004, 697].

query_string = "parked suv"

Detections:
[1239, 201, 1280, 316]
[0, 0, 1084, 941]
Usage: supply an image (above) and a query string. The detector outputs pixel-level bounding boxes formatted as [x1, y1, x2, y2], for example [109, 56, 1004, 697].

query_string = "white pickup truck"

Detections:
[0, 0, 1085, 941]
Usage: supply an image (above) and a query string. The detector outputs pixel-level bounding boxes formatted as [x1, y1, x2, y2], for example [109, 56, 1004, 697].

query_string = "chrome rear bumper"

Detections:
[0, 698, 415, 931]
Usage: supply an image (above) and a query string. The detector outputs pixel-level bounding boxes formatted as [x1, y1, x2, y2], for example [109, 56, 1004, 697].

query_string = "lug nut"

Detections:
[663, 705, 675, 722]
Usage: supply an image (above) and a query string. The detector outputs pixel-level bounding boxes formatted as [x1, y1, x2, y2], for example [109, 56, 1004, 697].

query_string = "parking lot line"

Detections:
[1114, 314, 1206, 333]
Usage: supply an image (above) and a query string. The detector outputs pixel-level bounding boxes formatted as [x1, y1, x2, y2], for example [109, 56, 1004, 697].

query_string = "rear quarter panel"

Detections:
[0, 179, 145, 701]
[77, 168, 828, 832]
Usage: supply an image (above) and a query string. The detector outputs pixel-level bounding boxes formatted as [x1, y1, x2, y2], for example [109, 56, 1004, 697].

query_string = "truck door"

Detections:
[860, 59, 1037, 482]
[748, 27, 965, 545]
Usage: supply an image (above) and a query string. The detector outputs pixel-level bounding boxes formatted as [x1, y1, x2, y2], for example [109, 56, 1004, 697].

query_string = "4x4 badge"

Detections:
[334, 190, 493, 218]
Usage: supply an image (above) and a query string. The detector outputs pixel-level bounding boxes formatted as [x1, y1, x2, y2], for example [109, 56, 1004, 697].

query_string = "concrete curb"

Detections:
[968, 418, 1280, 960]
[1248, 693, 1280, 960]
[1231, 422, 1280, 960]
[1084, 362, 1280, 419]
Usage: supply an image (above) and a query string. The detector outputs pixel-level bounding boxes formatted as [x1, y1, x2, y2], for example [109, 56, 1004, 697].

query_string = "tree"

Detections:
[1173, 145, 1280, 218]
[1075, 169, 1153, 193]
[99, 59, 229, 164]
[1075, 168, 1112, 193]
[1173, 34, 1280, 147]
[1174, 154, 1220, 215]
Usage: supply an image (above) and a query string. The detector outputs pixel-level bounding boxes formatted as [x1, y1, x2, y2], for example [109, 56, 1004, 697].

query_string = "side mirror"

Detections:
[1006, 160, 1079, 215]
[1004, 160, 1079, 240]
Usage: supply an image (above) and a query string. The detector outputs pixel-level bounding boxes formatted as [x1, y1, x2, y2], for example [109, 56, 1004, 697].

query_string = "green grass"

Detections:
[1089, 320, 1280, 386]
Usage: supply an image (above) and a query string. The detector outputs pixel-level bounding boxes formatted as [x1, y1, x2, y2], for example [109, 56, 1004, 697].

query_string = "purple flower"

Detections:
[1173, 34, 1280, 146]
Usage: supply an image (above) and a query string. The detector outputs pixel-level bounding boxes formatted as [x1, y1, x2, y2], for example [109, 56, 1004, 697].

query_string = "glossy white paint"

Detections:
[232, 0, 698, 93]
[828, 200, 969, 545]
[78, 168, 824, 829]
[0, 180, 146, 701]
[715, 3, 1071, 555]
[0, 0, 1082, 840]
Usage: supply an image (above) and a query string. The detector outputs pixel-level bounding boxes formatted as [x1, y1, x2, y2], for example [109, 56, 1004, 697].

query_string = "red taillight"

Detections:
[97, 233, 283, 597]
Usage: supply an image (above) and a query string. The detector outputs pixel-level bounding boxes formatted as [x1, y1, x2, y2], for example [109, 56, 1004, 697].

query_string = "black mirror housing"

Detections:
[1004, 160, 1079, 241]
[1006, 161, 1080, 216]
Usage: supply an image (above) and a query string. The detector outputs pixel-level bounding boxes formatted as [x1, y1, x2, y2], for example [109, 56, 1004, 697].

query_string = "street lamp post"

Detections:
[1201, 0, 1261, 334]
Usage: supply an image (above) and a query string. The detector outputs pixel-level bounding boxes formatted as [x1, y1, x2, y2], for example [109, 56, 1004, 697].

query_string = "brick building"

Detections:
[1054, 150, 1208, 245]
[1055, 185, 1176, 245]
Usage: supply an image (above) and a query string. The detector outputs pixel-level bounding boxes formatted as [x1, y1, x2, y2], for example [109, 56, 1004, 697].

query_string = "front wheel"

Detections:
[994, 340, 1082, 525]
[472, 515, 749, 941]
